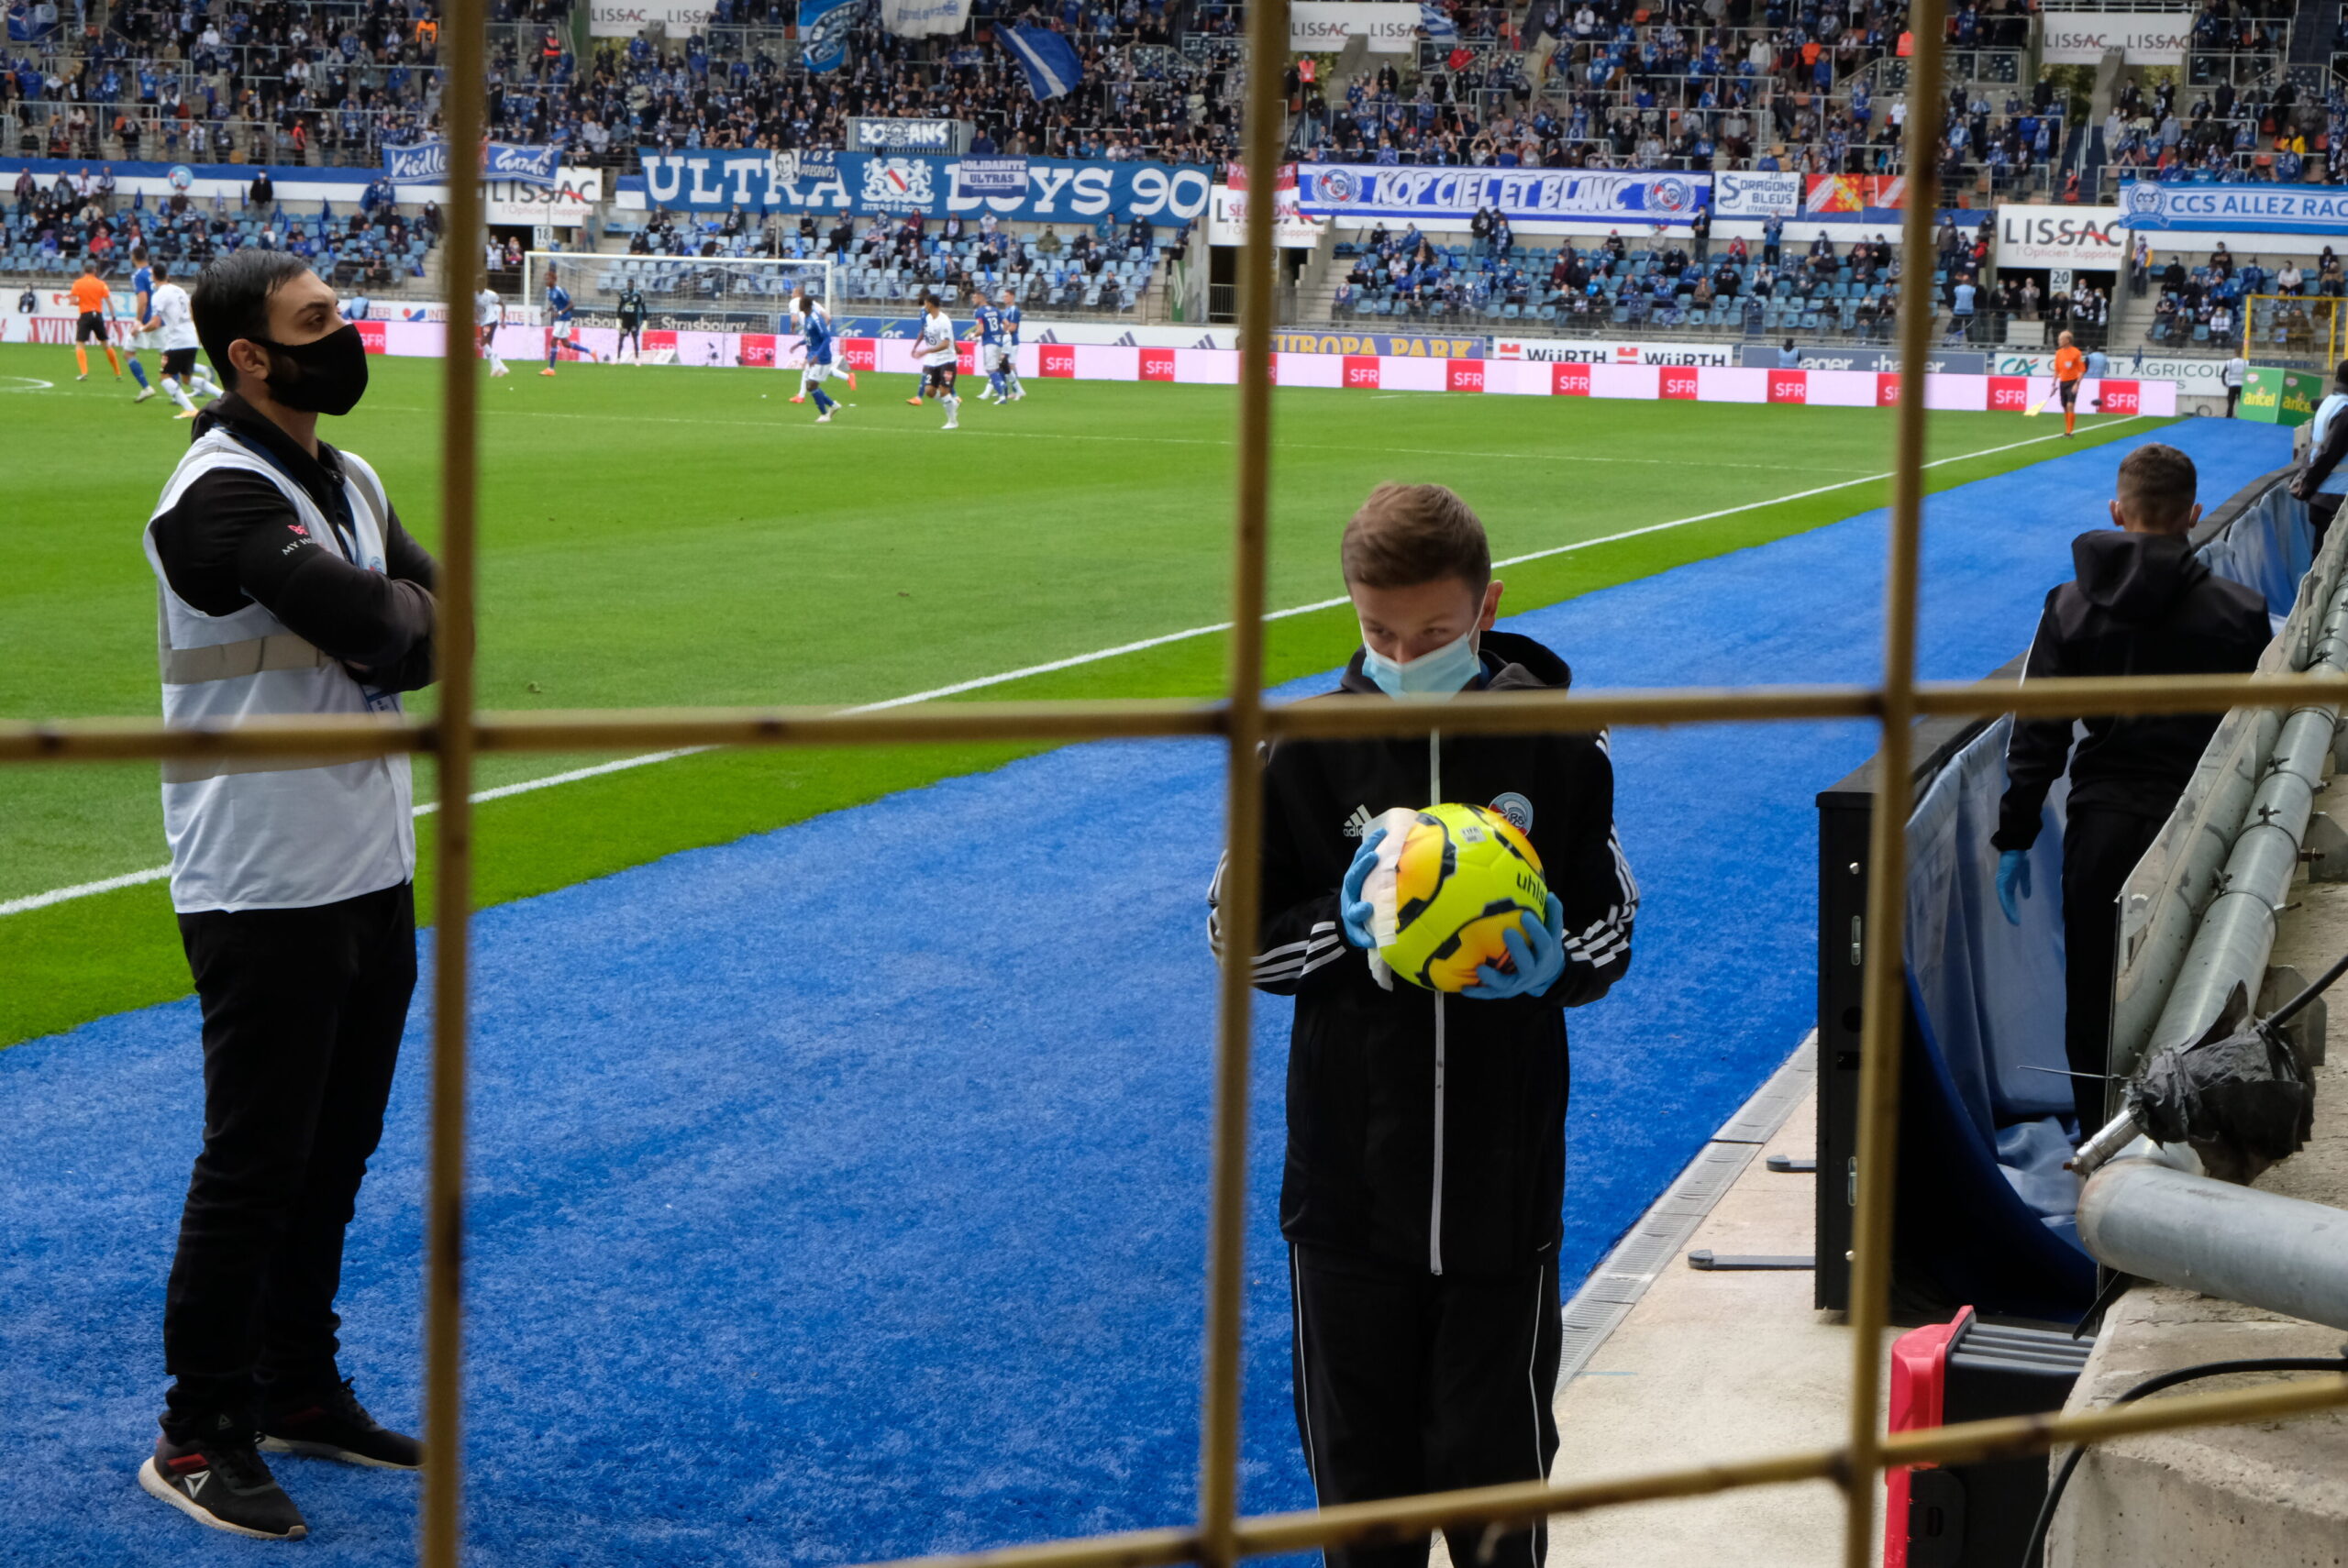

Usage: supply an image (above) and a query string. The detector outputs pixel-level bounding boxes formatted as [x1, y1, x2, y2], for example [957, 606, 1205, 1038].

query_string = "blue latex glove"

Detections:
[1465, 894, 1568, 1000]
[1996, 849, 2032, 926]
[1339, 826, 1386, 950]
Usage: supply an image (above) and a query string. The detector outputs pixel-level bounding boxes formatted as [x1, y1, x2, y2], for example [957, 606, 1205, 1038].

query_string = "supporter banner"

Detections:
[637, 149, 1211, 218]
[2041, 14, 2191, 65]
[1270, 329, 1488, 358]
[800, 0, 869, 72]
[382, 139, 560, 187]
[1995, 204, 2123, 271]
[2120, 181, 2348, 236]
[1490, 336, 1734, 366]
[1805, 174, 1905, 214]
[1290, 2, 1423, 52]
[483, 142, 562, 188]
[382, 140, 449, 186]
[1713, 170, 1802, 218]
[958, 157, 1028, 194]
[1295, 166, 1709, 225]
[849, 116, 964, 150]
[588, 0, 719, 33]
[486, 166, 604, 226]
[878, 0, 970, 35]
[1735, 345, 1987, 374]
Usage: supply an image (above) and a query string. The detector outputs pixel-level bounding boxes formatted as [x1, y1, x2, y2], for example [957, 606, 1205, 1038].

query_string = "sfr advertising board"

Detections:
[1994, 204, 2124, 271]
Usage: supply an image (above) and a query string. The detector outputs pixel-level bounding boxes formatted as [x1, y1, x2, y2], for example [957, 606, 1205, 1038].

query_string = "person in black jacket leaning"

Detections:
[138, 250, 436, 1541]
[1992, 444, 2270, 1135]
[2290, 359, 2348, 552]
[1208, 484, 1636, 1568]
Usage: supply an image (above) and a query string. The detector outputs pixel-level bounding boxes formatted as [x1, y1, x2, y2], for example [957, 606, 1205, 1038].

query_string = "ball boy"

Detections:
[1209, 483, 1637, 1568]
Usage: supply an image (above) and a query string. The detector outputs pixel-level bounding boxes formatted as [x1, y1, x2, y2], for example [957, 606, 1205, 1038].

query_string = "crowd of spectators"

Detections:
[2145, 242, 2347, 348]
[3, 160, 438, 280]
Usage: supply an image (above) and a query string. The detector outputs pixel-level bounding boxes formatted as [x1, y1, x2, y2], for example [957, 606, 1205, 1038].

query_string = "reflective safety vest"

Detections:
[143, 429, 415, 912]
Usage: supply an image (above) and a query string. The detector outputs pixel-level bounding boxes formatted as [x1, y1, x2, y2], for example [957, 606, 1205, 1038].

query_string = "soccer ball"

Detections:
[1366, 802, 1548, 992]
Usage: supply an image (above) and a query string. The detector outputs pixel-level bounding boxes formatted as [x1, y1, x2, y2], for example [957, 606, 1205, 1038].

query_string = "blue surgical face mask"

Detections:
[1360, 624, 1482, 701]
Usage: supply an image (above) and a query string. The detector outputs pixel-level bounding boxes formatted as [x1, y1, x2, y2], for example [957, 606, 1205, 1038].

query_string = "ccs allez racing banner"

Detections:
[1294, 165, 1709, 226]
[2120, 181, 2348, 236]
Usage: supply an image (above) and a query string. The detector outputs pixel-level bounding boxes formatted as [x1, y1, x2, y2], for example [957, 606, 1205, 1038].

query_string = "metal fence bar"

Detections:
[1195, 0, 1283, 1555]
[1842, 4, 1945, 1562]
[23, 672, 2348, 768]
[422, 0, 485, 1558]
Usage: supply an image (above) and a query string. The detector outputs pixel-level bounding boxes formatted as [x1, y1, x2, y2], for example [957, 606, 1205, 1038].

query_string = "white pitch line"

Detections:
[0, 417, 2145, 920]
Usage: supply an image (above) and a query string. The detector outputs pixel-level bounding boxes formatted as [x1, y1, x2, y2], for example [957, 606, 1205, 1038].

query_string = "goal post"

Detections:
[522, 251, 838, 336]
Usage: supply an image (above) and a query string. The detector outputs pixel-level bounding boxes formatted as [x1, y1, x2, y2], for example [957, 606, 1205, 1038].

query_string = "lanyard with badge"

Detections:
[226, 429, 403, 713]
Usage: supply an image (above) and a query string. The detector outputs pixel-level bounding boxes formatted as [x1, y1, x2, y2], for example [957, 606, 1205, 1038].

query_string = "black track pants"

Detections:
[1290, 1246, 1562, 1568]
[163, 882, 415, 1433]
[2062, 807, 2165, 1134]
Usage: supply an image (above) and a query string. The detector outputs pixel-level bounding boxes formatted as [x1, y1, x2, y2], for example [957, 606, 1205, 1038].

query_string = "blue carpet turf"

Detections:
[0, 419, 2291, 1566]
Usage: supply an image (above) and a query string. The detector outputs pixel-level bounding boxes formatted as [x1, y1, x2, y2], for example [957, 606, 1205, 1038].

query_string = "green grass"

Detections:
[0, 343, 2166, 1044]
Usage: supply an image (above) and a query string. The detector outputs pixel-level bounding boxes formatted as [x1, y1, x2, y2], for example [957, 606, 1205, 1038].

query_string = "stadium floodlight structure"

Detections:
[526, 250, 836, 334]
[9, 0, 2348, 1562]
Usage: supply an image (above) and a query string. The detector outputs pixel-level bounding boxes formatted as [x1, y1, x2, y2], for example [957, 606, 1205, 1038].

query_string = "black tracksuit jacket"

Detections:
[1209, 630, 1638, 1278]
[1992, 529, 2270, 851]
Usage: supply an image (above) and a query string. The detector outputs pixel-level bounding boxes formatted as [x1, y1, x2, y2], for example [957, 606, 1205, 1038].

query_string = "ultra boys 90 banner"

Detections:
[637, 149, 1213, 223]
[2121, 181, 2348, 236]
[1295, 165, 1710, 225]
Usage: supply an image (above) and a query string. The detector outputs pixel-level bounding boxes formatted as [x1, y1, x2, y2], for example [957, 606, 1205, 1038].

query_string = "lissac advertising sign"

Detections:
[1995, 204, 2125, 271]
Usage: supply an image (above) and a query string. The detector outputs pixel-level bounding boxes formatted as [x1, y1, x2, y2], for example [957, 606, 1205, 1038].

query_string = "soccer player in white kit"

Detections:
[476, 286, 508, 377]
[142, 260, 224, 417]
[914, 294, 960, 430]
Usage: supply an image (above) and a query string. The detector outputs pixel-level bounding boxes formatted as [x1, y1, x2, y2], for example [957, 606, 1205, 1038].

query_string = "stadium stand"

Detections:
[2, 0, 2343, 342]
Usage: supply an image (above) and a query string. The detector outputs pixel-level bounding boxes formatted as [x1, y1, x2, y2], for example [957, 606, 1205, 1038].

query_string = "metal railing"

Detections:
[10, 3, 2348, 1567]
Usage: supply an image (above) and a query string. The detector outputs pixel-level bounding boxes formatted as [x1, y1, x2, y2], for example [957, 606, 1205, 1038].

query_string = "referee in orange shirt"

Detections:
[69, 259, 123, 383]
[2053, 329, 2087, 437]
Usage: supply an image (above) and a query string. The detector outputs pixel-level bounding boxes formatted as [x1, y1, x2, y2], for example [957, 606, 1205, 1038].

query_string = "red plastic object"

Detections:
[1883, 1305, 1974, 1567]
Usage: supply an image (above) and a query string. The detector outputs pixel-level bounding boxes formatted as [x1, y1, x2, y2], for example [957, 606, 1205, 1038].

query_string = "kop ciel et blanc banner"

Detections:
[1994, 204, 2125, 271]
[1294, 165, 1709, 225]
[588, 0, 717, 32]
[2121, 181, 2348, 236]
[637, 148, 1213, 222]
[382, 140, 561, 187]
[2041, 13, 2190, 65]
[1290, 2, 1422, 52]
[1711, 170, 1801, 218]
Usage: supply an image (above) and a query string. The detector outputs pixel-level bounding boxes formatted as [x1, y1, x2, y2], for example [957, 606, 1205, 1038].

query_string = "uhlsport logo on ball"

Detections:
[1367, 802, 1548, 992]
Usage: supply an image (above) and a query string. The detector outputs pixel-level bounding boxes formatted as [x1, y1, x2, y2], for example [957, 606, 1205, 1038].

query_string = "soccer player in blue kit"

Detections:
[996, 287, 1024, 402]
[790, 287, 843, 423]
[968, 285, 1009, 403]
[540, 267, 597, 375]
[126, 246, 158, 402]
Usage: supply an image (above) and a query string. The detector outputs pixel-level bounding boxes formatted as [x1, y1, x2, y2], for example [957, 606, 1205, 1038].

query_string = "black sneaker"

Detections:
[138, 1427, 309, 1540]
[260, 1379, 421, 1470]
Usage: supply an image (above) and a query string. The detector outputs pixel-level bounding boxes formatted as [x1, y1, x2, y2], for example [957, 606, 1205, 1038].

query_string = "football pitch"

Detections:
[0, 340, 2165, 1045]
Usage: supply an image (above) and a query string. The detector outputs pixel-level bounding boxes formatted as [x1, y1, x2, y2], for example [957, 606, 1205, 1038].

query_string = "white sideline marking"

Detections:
[0, 417, 2144, 920]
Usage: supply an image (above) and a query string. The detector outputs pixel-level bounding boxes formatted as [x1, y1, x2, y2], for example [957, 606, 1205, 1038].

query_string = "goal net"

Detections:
[523, 252, 837, 336]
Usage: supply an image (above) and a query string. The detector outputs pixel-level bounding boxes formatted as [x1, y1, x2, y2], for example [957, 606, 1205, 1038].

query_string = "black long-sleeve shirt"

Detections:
[149, 393, 438, 690]
[1993, 530, 2269, 851]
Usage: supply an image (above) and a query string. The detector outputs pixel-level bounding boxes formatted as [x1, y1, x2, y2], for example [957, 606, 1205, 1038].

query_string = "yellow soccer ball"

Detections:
[1368, 802, 1549, 993]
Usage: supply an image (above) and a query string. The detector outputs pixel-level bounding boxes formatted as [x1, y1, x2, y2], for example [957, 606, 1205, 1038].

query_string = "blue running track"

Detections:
[0, 420, 2290, 1566]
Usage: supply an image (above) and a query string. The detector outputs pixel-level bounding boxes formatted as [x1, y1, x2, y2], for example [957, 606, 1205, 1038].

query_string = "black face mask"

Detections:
[251, 322, 369, 416]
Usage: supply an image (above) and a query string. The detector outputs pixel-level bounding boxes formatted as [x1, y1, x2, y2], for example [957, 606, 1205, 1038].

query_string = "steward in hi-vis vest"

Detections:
[136, 251, 435, 1546]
